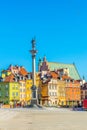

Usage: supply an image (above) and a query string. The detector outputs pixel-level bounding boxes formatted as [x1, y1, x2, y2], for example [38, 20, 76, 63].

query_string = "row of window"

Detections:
[12, 92, 18, 96]
[0, 85, 8, 89]
[0, 92, 19, 97]
[20, 83, 25, 87]
[20, 94, 26, 98]
[20, 89, 26, 92]
[20, 94, 32, 98]
[0, 85, 19, 90]
[81, 91, 87, 94]
[49, 92, 57, 96]
[0, 92, 8, 97]
[49, 84, 57, 90]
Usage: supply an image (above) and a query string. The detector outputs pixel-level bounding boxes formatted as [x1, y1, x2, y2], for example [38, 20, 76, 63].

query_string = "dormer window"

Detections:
[72, 79, 74, 83]
[66, 79, 68, 83]
[66, 79, 70, 82]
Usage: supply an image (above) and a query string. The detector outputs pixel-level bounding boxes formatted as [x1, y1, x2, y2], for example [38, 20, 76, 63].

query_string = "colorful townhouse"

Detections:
[0, 74, 20, 106]
[0, 65, 28, 106]
[25, 73, 41, 105]
[40, 71, 58, 106]
[65, 80, 81, 107]
[57, 80, 66, 106]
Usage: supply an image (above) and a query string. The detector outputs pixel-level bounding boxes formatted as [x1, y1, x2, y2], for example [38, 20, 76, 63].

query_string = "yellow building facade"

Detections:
[58, 80, 66, 106]
[9, 82, 20, 104]
[25, 79, 32, 105]
[25, 73, 41, 105]
[0, 82, 20, 105]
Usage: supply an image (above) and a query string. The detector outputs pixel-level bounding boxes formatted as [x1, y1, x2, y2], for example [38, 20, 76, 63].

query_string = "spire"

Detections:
[43, 55, 47, 62]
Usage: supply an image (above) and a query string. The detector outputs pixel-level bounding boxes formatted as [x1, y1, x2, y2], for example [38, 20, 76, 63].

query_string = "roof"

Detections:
[50, 71, 59, 79]
[4, 74, 15, 82]
[48, 62, 80, 80]
[19, 67, 28, 76]
[62, 75, 71, 80]
[39, 59, 81, 80]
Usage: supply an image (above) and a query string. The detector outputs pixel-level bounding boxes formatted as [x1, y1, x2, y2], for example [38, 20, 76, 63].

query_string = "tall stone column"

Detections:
[30, 38, 38, 105]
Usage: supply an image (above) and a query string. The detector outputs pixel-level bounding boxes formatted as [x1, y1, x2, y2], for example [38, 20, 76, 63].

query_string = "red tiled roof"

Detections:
[4, 74, 15, 82]
[62, 75, 71, 80]
[19, 67, 28, 76]
[74, 80, 80, 83]
[50, 71, 59, 79]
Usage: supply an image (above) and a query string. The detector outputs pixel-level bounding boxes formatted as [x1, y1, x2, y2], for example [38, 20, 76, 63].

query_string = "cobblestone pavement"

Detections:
[0, 107, 86, 130]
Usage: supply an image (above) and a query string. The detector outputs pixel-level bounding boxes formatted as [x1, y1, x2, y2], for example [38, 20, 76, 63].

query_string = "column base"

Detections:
[25, 99, 43, 109]
[31, 98, 38, 105]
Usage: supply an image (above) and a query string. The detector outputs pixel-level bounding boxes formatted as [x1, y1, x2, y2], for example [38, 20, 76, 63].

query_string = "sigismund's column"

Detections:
[30, 38, 38, 105]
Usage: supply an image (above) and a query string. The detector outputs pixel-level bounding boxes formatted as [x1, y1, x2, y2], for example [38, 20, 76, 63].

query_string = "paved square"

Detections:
[0, 108, 86, 130]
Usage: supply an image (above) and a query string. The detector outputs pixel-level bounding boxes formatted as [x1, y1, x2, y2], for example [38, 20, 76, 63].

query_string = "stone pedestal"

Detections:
[31, 99, 38, 105]
[30, 85, 38, 106]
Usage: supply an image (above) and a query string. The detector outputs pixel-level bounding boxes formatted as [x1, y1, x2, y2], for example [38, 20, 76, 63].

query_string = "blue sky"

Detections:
[0, 0, 87, 80]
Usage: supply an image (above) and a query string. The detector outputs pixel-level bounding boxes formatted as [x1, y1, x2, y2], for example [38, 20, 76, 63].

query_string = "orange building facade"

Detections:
[65, 80, 81, 107]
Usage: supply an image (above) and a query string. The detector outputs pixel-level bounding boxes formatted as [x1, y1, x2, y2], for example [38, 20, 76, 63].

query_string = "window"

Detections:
[5, 84, 8, 89]
[20, 89, 22, 92]
[20, 83, 22, 86]
[16, 92, 18, 96]
[52, 92, 54, 96]
[23, 89, 25, 92]
[12, 92, 15, 96]
[52, 86, 54, 90]
[54, 85, 56, 89]
[0, 92, 1, 97]
[23, 83, 25, 87]
[81, 91, 83, 94]
[12, 85, 15, 89]
[85, 91, 87, 95]
[20, 94, 22, 98]
[6, 91, 8, 97]
[16, 86, 18, 90]
[49, 92, 51, 96]
[55, 92, 57, 96]
[23, 94, 25, 98]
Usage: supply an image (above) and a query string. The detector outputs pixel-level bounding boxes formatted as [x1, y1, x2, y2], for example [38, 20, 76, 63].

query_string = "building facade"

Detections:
[65, 80, 81, 107]
[0, 82, 20, 105]
[81, 83, 87, 102]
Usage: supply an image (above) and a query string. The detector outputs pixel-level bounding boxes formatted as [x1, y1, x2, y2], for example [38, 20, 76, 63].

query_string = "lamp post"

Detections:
[30, 38, 38, 105]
